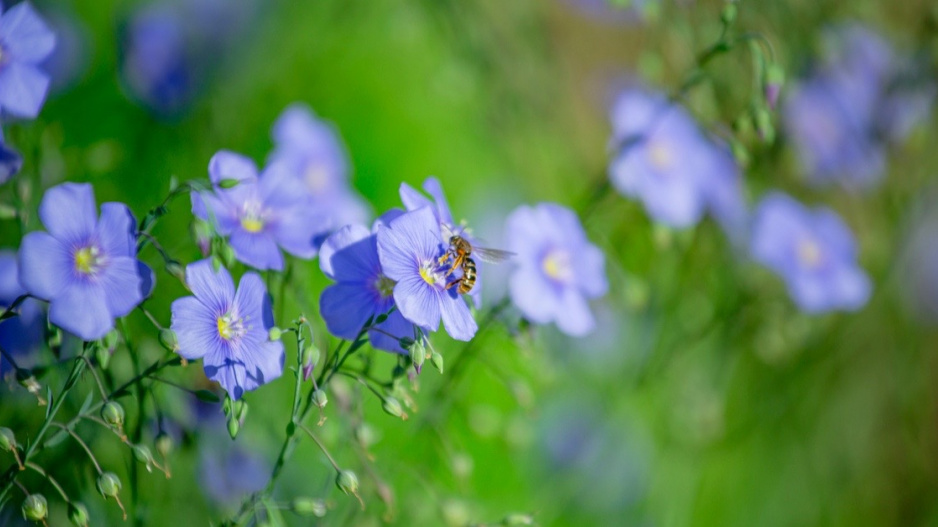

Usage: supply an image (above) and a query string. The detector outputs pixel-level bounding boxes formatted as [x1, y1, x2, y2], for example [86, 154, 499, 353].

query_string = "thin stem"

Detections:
[0, 344, 20, 372]
[137, 306, 163, 330]
[297, 424, 341, 472]
[51, 423, 101, 474]
[25, 463, 68, 502]
[80, 356, 109, 401]
[0, 294, 29, 321]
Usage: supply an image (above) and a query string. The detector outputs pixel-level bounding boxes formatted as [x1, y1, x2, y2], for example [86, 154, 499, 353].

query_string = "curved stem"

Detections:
[50, 423, 101, 474]
[25, 463, 68, 502]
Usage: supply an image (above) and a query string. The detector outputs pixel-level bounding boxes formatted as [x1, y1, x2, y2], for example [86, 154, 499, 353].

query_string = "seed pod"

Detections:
[335, 470, 359, 496]
[291, 497, 327, 517]
[312, 389, 328, 409]
[0, 427, 16, 451]
[97, 472, 122, 498]
[382, 396, 405, 419]
[101, 401, 125, 428]
[68, 502, 90, 527]
[158, 329, 178, 351]
[21, 494, 47, 522]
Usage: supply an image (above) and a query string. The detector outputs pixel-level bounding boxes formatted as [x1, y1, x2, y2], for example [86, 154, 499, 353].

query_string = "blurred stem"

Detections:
[297, 424, 341, 472]
[118, 319, 146, 527]
[25, 463, 68, 502]
[50, 423, 102, 474]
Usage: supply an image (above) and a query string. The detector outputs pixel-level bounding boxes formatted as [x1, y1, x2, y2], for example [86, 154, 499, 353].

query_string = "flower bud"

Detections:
[219, 244, 236, 268]
[382, 396, 405, 420]
[95, 344, 111, 370]
[69, 502, 90, 527]
[302, 345, 320, 367]
[21, 494, 47, 522]
[720, 2, 737, 25]
[104, 329, 120, 350]
[0, 427, 16, 451]
[268, 327, 282, 341]
[192, 219, 213, 256]
[101, 401, 125, 428]
[409, 341, 425, 372]
[398, 337, 415, 350]
[374, 313, 389, 324]
[355, 423, 378, 449]
[431, 351, 444, 374]
[156, 433, 173, 458]
[335, 469, 359, 496]
[730, 139, 750, 168]
[502, 513, 535, 526]
[132, 444, 154, 472]
[291, 497, 327, 517]
[227, 415, 240, 440]
[97, 472, 122, 498]
[312, 389, 328, 409]
[217, 178, 240, 189]
[165, 260, 186, 282]
[158, 329, 178, 351]
[754, 108, 775, 143]
[765, 63, 784, 110]
[0, 203, 17, 220]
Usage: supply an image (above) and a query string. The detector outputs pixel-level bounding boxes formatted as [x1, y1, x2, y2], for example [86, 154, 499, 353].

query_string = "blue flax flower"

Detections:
[0, 131, 22, 185]
[18, 183, 153, 341]
[0, 250, 44, 374]
[376, 207, 477, 341]
[320, 221, 420, 353]
[505, 203, 607, 336]
[750, 192, 870, 313]
[608, 87, 746, 231]
[269, 103, 370, 230]
[192, 150, 329, 270]
[0, 2, 55, 119]
[170, 259, 284, 400]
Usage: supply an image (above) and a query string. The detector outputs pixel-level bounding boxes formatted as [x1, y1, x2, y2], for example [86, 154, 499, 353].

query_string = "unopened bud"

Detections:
[730, 139, 750, 168]
[0, 203, 17, 220]
[375, 312, 389, 324]
[217, 178, 240, 189]
[291, 497, 327, 517]
[502, 513, 535, 526]
[227, 415, 240, 440]
[302, 345, 320, 367]
[165, 260, 186, 282]
[409, 342, 425, 372]
[336, 469, 359, 496]
[97, 472, 122, 498]
[68, 502, 90, 527]
[158, 329, 178, 351]
[431, 351, 444, 374]
[156, 433, 173, 457]
[268, 327, 282, 341]
[720, 2, 737, 25]
[0, 427, 16, 451]
[104, 329, 120, 350]
[754, 108, 775, 143]
[382, 396, 405, 419]
[22, 494, 47, 522]
[398, 337, 415, 350]
[765, 63, 784, 110]
[95, 345, 111, 370]
[101, 401, 125, 428]
[132, 444, 154, 472]
[355, 423, 378, 449]
[312, 389, 328, 409]
[219, 245, 235, 267]
[192, 220, 213, 257]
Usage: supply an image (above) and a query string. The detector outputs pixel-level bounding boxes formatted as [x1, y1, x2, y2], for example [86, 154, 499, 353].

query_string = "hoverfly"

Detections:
[439, 224, 514, 295]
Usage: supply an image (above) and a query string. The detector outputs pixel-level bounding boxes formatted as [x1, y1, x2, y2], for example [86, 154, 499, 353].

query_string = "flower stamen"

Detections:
[74, 246, 103, 275]
[217, 312, 247, 341]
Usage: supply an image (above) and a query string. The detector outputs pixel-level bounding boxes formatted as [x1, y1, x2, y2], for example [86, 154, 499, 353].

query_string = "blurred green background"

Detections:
[3, 0, 938, 525]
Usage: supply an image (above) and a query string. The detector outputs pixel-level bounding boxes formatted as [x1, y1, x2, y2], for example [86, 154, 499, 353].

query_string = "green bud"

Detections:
[97, 472, 122, 498]
[132, 444, 154, 472]
[502, 513, 535, 526]
[754, 108, 775, 143]
[236, 400, 249, 422]
[268, 327, 282, 341]
[219, 244, 236, 267]
[291, 497, 327, 517]
[158, 329, 178, 351]
[335, 469, 359, 496]
[101, 401, 125, 428]
[0, 427, 16, 451]
[720, 2, 737, 25]
[431, 351, 444, 374]
[302, 345, 320, 367]
[0, 203, 18, 220]
[730, 139, 750, 168]
[374, 313, 389, 324]
[409, 341, 425, 372]
[382, 396, 405, 419]
[69, 502, 90, 527]
[48, 327, 63, 348]
[355, 423, 379, 449]
[217, 178, 240, 189]
[227, 415, 240, 440]
[104, 329, 120, 350]
[398, 337, 415, 350]
[312, 389, 328, 409]
[22, 494, 47, 522]
[156, 433, 173, 457]
[95, 344, 111, 369]
[765, 63, 784, 110]
[166, 260, 186, 281]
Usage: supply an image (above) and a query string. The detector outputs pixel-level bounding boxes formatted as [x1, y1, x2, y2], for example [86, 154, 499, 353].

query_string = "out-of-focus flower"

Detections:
[608, 87, 746, 232]
[563, 0, 658, 25]
[898, 198, 938, 324]
[750, 192, 870, 313]
[18, 183, 153, 341]
[0, 132, 22, 185]
[376, 207, 477, 341]
[0, 2, 55, 119]
[199, 438, 269, 508]
[783, 23, 935, 188]
[192, 150, 329, 270]
[170, 259, 284, 400]
[320, 222, 420, 354]
[505, 203, 607, 337]
[38, 7, 89, 93]
[0, 250, 44, 374]
[269, 104, 370, 232]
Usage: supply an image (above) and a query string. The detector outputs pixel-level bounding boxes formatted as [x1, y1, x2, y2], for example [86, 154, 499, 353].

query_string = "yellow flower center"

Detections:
[240, 217, 264, 233]
[797, 239, 822, 268]
[216, 313, 245, 341]
[374, 275, 396, 298]
[74, 246, 100, 274]
[542, 249, 573, 282]
[648, 141, 672, 170]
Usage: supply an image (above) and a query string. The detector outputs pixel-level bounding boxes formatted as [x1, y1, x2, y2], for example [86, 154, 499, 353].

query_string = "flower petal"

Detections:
[392, 275, 441, 332]
[204, 356, 248, 400]
[0, 2, 55, 63]
[96, 203, 136, 258]
[209, 150, 257, 186]
[49, 282, 113, 340]
[185, 259, 235, 313]
[97, 256, 145, 317]
[422, 177, 455, 226]
[439, 294, 477, 341]
[508, 266, 559, 325]
[0, 61, 49, 118]
[376, 207, 441, 280]
[229, 230, 284, 271]
[575, 244, 608, 298]
[320, 283, 378, 340]
[554, 287, 596, 337]
[18, 231, 71, 300]
[243, 339, 285, 389]
[170, 296, 217, 360]
[319, 224, 371, 278]
[270, 205, 325, 260]
[38, 182, 96, 245]
[233, 272, 273, 328]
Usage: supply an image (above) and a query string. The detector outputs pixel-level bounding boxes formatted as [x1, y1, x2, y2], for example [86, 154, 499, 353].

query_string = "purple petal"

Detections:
[233, 272, 272, 328]
[439, 295, 477, 341]
[39, 182, 96, 245]
[96, 203, 136, 258]
[258, 161, 310, 208]
[392, 275, 441, 332]
[320, 283, 376, 340]
[170, 296, 216, 360]
[554, 288, 596, 337]
[575, 244, 608, 298]
[329, 234, 381, 283]
[243, 339, 285, 388]
[49, 282, 112, 340]
[192, 191, 240, 235]
[0, 249, 24, 300]
[98, 256, 145, 317]
[422, 177, 455, 226]
[185, 259, 234, 313]
[508, 266, 558, 325]
[399, 182, 433, 213]
[270, 205, 324, 260]
[204, 357, 247, 400]
[137, 261, 155, 299]
[376, 207, 441, 281]
[0, 61, 49, 118]
[229, 230, 284, 271]
[1, 2, 55, 63]
[208, 150, 257, 186]
[368, 310, 414, 354]
[319, 224, 371, 278]
[18, 231, 70, 300]
[830, 265, 871, 311]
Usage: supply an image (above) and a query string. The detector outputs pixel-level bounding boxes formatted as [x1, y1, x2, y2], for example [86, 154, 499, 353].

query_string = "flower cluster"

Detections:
[783, 24, 935, 188]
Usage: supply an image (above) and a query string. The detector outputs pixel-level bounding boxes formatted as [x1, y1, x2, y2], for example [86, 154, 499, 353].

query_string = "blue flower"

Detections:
[608, 87, 746, 230]
[376, 207, 477, 341]
[199, 439, 269, 508]
[0, 250, 44, 374]
[0, 131, 22, 185]
[750, 192, 871, 313]
[192, 150, 329, 271]
[320, 221, 420, 354]
[505, 203, 607, 336]
[18, 183, 153, 341]
[269, 103, 370, 231]
[0, 2, 55, 119]
[170, 259, 284, 400]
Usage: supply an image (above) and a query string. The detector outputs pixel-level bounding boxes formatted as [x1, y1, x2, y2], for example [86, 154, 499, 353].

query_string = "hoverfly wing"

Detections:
[472, 246, 515, 264]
